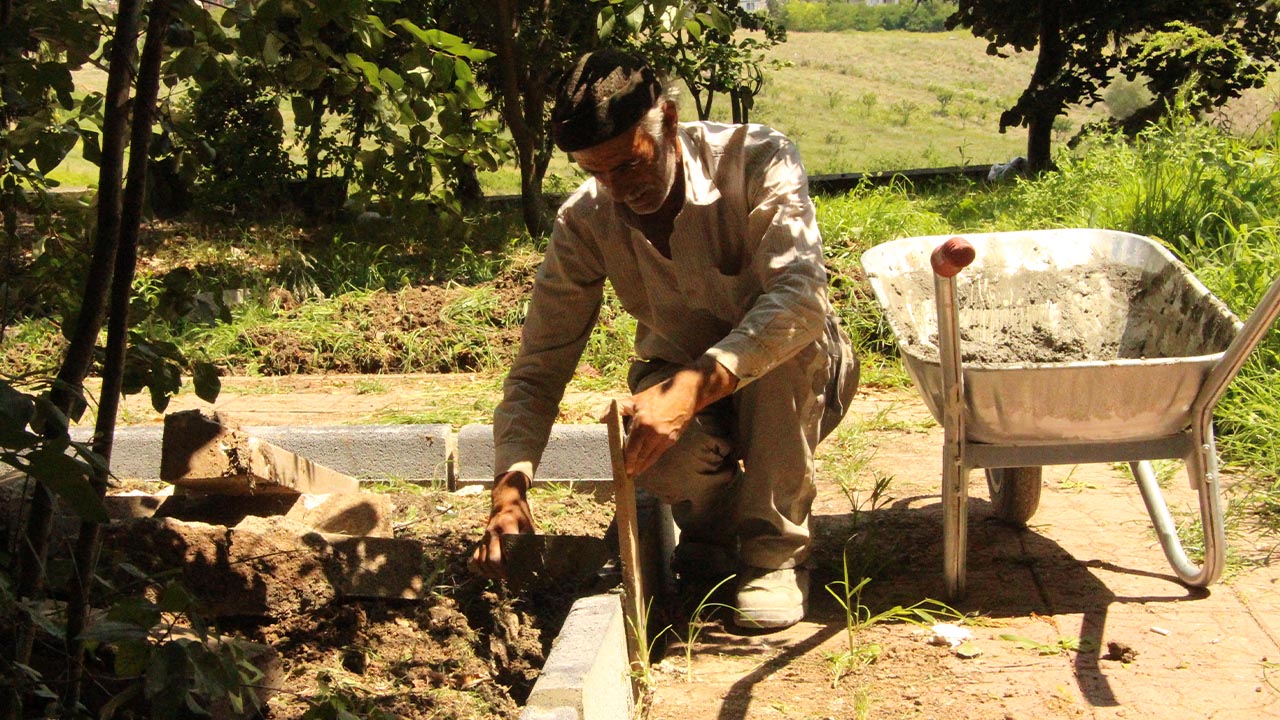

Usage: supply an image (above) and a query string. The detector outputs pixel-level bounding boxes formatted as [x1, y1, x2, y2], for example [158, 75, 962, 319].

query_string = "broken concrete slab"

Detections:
[283, 492, 394, 538]
[109, 490, 394, 538]
[456, 424, 613, 497]
[160, 410, 358, 495]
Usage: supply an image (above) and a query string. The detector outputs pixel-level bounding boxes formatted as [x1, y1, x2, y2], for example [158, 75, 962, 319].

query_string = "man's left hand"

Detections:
[617, 356, 738, 477]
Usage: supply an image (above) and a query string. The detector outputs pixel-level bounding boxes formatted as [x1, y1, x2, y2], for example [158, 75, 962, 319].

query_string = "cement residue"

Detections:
[895, 262, 1236, 364]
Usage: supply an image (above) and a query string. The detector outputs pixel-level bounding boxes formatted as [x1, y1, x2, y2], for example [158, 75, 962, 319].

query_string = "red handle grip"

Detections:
[931, 237, 975, 278]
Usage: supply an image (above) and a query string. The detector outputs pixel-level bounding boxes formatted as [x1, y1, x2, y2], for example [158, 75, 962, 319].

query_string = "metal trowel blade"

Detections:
[500, 533, 610, 588]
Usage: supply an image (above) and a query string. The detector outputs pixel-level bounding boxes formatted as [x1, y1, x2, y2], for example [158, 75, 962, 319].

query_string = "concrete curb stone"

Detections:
[520, 592, 634, 720]
[456, 424, 613, 494]
[75, 424, 452, 483]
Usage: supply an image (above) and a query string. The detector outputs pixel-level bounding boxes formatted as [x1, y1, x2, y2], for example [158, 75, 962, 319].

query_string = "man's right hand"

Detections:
[470, 470, 535, 580]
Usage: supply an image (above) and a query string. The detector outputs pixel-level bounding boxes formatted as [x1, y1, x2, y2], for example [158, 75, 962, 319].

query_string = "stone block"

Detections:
[456, 424, 613, 497]
[160, 410, 358, 495]
[104, 491, 170, 519]
[251, 424, 452, 483]
[154, 493, 300, 526]
[284, 492, 393, 538]
[522, 593, 634, 720]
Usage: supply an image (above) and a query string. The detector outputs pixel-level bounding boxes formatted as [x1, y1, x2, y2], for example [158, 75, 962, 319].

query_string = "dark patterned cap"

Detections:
[552, 48, 662, 152]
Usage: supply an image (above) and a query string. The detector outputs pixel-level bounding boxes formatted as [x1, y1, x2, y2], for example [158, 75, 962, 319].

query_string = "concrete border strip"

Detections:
[521, 592, 635, 720]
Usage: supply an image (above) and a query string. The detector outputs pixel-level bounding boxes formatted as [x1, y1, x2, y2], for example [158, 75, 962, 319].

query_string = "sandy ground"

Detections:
[108, 376, 1280, 720]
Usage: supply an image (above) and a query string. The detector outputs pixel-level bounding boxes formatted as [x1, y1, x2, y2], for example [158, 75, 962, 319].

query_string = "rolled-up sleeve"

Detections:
[704, 137, 829, 385]
[493, 212, 606, 479]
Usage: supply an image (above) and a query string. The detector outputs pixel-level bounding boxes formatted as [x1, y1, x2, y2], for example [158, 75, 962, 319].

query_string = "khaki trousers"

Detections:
[629, 318, 858, 570]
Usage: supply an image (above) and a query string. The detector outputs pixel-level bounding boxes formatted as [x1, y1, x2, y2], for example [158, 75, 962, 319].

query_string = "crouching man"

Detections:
[471, 48, 857, 630]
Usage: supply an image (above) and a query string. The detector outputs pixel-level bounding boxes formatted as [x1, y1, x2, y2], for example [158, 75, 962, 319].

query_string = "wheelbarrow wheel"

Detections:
[985, 467, 1042, 526]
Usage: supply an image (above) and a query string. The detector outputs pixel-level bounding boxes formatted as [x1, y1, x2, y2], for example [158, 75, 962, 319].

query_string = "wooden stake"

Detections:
[605, 400, 646, 689]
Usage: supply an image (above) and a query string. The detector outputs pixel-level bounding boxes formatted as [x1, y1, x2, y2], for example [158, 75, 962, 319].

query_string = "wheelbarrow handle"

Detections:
[931, 236, 976, 278]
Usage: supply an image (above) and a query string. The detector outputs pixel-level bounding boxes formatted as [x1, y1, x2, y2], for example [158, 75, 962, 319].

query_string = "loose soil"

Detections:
[99, 376, 1280, 720]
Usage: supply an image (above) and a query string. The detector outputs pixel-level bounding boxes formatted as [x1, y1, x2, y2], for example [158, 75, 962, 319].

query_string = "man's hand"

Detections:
[619, 356, 738, 477]
[470, 471, 535, 580]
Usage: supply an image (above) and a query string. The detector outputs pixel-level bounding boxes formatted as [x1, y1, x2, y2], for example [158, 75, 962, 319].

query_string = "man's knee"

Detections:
[633, 417, 735, 504]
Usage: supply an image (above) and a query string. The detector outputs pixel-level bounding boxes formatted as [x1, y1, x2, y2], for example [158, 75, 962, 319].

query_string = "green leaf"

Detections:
[84, 620, 152, 644]
[149, 383, 171, 413]
[598, 7, 616, 39]
[170, 47, 205, 78]
[707, 6, 734, 35]
[378, 67, 404, 91]
[0, 382, 35, 446]
[114, 640, 150, 677]
[192, 363, 221, 403]
[263, 32, 284, 65]
[345, 53, 383, 90]
[25, 446, 107, 523]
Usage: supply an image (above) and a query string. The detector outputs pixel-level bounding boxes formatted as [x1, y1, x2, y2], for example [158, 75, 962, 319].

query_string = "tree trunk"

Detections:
[61, 1, 171, 711]
[494, 0, 551, 236]
[305, 86, 328, 182]
[1025, 2, 1064, 173]
[9, 2, 142, 708]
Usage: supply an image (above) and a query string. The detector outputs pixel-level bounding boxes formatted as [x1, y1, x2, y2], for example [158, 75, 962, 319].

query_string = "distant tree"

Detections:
[430, 0, 600, 236]
[435, 0, 786, 236]
[628, 0, 788, 124]
[947, 1, 1280, 172]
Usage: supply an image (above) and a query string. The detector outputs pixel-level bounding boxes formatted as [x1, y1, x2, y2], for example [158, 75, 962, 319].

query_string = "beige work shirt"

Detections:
[494, 121, 835, 480]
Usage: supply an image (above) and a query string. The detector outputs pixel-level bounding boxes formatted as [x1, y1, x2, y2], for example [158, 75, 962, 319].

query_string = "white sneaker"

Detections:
[734, 567, 809, 630]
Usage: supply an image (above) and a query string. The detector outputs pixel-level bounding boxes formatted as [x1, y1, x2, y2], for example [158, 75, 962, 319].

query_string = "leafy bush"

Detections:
[185, 70, 293, 215]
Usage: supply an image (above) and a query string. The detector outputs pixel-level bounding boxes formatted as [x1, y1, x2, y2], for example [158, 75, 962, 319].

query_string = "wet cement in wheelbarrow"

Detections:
[897, 262, 1237, 364]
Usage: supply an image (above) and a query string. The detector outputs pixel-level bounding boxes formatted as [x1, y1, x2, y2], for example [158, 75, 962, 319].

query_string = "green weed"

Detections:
[999, 633, 1098, 656]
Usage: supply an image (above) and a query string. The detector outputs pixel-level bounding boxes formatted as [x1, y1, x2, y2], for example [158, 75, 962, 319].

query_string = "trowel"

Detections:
[499, 532, 611, 590]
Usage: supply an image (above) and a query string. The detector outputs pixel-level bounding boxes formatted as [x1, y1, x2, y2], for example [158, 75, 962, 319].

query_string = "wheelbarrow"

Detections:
[860, 228, 1280, 599]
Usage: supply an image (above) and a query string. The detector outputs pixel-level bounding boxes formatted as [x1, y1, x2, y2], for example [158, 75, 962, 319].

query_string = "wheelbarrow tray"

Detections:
[861, 229, 1242, 445]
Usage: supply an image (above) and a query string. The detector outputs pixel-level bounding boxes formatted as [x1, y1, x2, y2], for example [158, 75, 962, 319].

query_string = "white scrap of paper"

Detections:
[930, 623, 973, 648]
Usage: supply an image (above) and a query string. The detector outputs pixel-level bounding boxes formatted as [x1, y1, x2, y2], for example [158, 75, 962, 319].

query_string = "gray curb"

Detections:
[521, 593, 634, 720]
[77, 423, 613, 491]
[74, 424, 453, 484]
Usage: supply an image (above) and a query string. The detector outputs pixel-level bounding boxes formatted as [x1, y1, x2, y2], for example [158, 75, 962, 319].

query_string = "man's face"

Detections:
[572, 112, 678, 216]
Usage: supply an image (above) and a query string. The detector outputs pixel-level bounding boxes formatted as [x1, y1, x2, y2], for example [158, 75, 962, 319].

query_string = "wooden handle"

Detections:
[606, 401, 646, 692]
[931, 236, 976, 278]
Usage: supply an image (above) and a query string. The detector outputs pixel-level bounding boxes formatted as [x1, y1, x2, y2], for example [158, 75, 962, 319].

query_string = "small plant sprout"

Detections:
[824, 549, 966, 687]
[627, 595, 674, 698]
[680, 574, 737, 682]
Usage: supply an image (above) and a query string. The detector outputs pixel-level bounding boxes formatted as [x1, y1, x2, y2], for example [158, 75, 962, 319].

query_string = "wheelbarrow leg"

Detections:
[932, 237, 977, 601]
[942, 445, 968, 600]
[1130, 427, 1225, 586]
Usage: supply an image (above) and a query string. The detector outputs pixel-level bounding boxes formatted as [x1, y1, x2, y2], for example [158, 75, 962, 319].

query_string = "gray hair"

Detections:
[640, 84, 681, 142]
